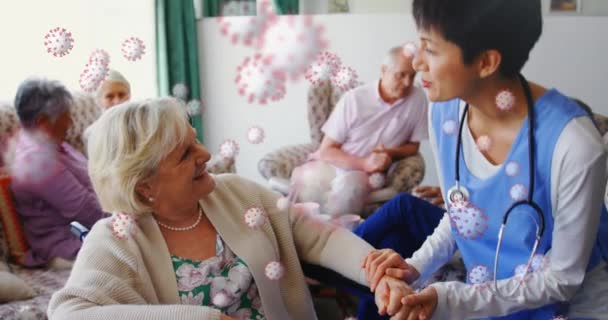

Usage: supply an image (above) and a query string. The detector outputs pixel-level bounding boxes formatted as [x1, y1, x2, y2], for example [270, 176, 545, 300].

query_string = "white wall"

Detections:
[0, 0, 157, 101]
[198, 14, 608, 187]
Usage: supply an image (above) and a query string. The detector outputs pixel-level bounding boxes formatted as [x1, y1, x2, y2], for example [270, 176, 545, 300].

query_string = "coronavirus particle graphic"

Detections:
[235, 54, 286, 104]
[121, 37, 146, 61]
[305, 51, 342, 86]
[44, 27, 74, 58]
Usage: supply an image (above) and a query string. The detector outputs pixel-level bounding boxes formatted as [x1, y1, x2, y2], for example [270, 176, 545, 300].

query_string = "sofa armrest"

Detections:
[258, 143, 317, 180]
[386, 153, 425, 193]
[207, 155, 235, 175]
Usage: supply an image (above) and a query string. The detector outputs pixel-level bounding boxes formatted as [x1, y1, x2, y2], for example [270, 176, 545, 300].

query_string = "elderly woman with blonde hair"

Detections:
[96, 69, 130, 109]
[48, 97, 407, 320]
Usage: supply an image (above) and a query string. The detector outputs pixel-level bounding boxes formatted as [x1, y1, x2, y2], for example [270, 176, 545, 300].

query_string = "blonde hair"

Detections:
[87, 97, 190, 216]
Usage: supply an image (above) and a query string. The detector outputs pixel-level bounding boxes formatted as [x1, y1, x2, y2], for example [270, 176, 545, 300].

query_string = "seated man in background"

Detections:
[4, 78, 105, 269]
[292, 45, 428, 217]
[96, 69, 130, 109]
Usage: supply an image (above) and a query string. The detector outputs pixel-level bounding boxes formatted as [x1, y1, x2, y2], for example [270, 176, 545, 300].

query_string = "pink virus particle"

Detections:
[244, 206, 268, 229]
[368, 172, 386, 190]
[402, 41, 418, 58]
[257, 15, 328, 81]
[218, 0, 274, 46]
[265, 261, 285, 280]
[88, 49, 110, 66]
[79, 60, 109, 92]
[186, 99, 203, 116]
[305, 51, 342, 86]
[247, 126, 265, 144]
[442, 119, 458, 136]
[468, 265, 491, 285]
[448, 200, 489, 240]
[110, 212, 137, 240]
[121, 37, 146, 62]
[476, 135, 492, 152]
[43, 27, 74, 58]
[509, 183, 528, 201]
[235, 54, 286, 104]
[219, 139, 240, 159]
[496, 90, 515, 111]
[331, 66, 359, 92]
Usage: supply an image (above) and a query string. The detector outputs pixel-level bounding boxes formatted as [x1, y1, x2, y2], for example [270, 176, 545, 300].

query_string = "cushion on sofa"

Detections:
[0, 271, 35, 303]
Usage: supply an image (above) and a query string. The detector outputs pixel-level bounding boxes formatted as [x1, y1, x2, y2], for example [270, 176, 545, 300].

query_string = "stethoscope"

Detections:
[447, 74, 545, 298]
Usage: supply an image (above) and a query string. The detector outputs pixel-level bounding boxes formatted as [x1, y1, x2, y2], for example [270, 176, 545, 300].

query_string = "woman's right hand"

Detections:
[362, 249, 420, 292]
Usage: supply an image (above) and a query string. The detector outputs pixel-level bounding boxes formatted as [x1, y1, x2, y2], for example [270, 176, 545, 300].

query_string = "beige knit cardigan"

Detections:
[48, 174, 374, 320]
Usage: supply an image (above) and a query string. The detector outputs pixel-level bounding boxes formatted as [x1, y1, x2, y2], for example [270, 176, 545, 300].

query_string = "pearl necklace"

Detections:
[156, 207, 203, 232]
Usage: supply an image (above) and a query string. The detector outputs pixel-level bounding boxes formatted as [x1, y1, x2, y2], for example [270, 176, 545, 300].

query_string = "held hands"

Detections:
[362, 249, 420, 291]
[374, 276, 438, 320]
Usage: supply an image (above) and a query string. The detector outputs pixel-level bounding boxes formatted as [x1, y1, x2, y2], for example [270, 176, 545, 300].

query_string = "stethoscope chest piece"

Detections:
[447, 185, 470, 205]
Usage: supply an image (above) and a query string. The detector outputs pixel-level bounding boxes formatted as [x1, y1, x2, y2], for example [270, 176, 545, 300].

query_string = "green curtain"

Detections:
[156, 0, 204, 142]
[203, 0, 223, 17]
[274, 0, 299, 14]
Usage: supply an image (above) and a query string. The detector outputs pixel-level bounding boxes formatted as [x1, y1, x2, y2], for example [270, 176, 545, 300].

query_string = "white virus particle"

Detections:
[257, 15, 328, 80]
[186, 99, 203, 116]
[509, 183, 528, 201]
[43, 27, 74, 58]
[468, 265, 491, 285]
[212, 292, 231, 308]
[368, 172, 386, 190]
[110, 212, 137, 240]
[235, 54, 286, 104]
[505, 161, 520, 177]
[219, 139, 240, 159]
[219, 0, 274, 46]
[220, 0, 257, 16]
[247, 126, 265, 144]
[448, 200, 489, 240]
[88, 49, 110, 66]
[305, 51, 342, 86]
[276, 197, 290, 211]
[264, 261, 285, 280]
[244, 207, 268, 229]
[402, 41, 418, 58]
[496, 90, 515, 111]
[121, 36, 146, 62]
[442, 119, 458, 136]
[79, 60, 109, 92]
[172, 83, 189, 100]
[476, 135, 492, 152]
[331, 66, 359, 91]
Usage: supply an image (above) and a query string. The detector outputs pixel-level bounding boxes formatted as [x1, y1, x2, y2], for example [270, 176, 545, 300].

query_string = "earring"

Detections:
[148, 197, 154, 203]
[496, 90, 515, 111]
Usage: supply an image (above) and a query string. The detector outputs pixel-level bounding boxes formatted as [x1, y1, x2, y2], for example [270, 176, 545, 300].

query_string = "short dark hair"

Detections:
[14, 78, 73, 128]
[412, 0, 542, 77]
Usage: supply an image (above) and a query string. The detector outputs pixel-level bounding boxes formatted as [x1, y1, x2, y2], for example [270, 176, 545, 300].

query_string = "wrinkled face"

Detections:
[412, 27, 479, 102]
[99, 81, 130, 109]
[144, 126, 214, 216]
[380, 53, 417, 100]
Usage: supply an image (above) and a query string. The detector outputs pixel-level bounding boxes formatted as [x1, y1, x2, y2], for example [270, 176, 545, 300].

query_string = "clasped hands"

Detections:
[362, 249, 438, 320]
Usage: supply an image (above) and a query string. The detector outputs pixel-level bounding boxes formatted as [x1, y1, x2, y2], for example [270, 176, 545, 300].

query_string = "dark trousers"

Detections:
[351, 193, 444, 320]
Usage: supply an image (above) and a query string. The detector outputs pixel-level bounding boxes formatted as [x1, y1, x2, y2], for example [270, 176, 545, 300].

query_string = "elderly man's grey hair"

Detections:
[14, 78, 73, 128]
[382, 46, 406, 69]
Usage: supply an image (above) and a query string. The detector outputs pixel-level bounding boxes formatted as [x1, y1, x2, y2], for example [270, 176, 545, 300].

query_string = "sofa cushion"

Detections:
[0, 271, 36, 303]
[0, 175, 28, 265]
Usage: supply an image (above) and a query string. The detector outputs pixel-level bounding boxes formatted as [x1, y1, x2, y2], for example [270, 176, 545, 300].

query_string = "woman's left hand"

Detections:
[400, 286, 438, 320]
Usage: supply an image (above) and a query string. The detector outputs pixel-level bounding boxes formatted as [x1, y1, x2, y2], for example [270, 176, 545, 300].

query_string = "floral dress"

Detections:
[173, 235, 265, 320]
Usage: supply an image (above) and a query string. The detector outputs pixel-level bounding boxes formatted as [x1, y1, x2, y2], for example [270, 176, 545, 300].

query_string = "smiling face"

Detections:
[412, 27, 480, 102]
[141, 126, 214, 218]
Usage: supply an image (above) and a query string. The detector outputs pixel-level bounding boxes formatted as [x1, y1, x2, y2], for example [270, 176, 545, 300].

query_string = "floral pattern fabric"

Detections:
[173, 236, 265, 320]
